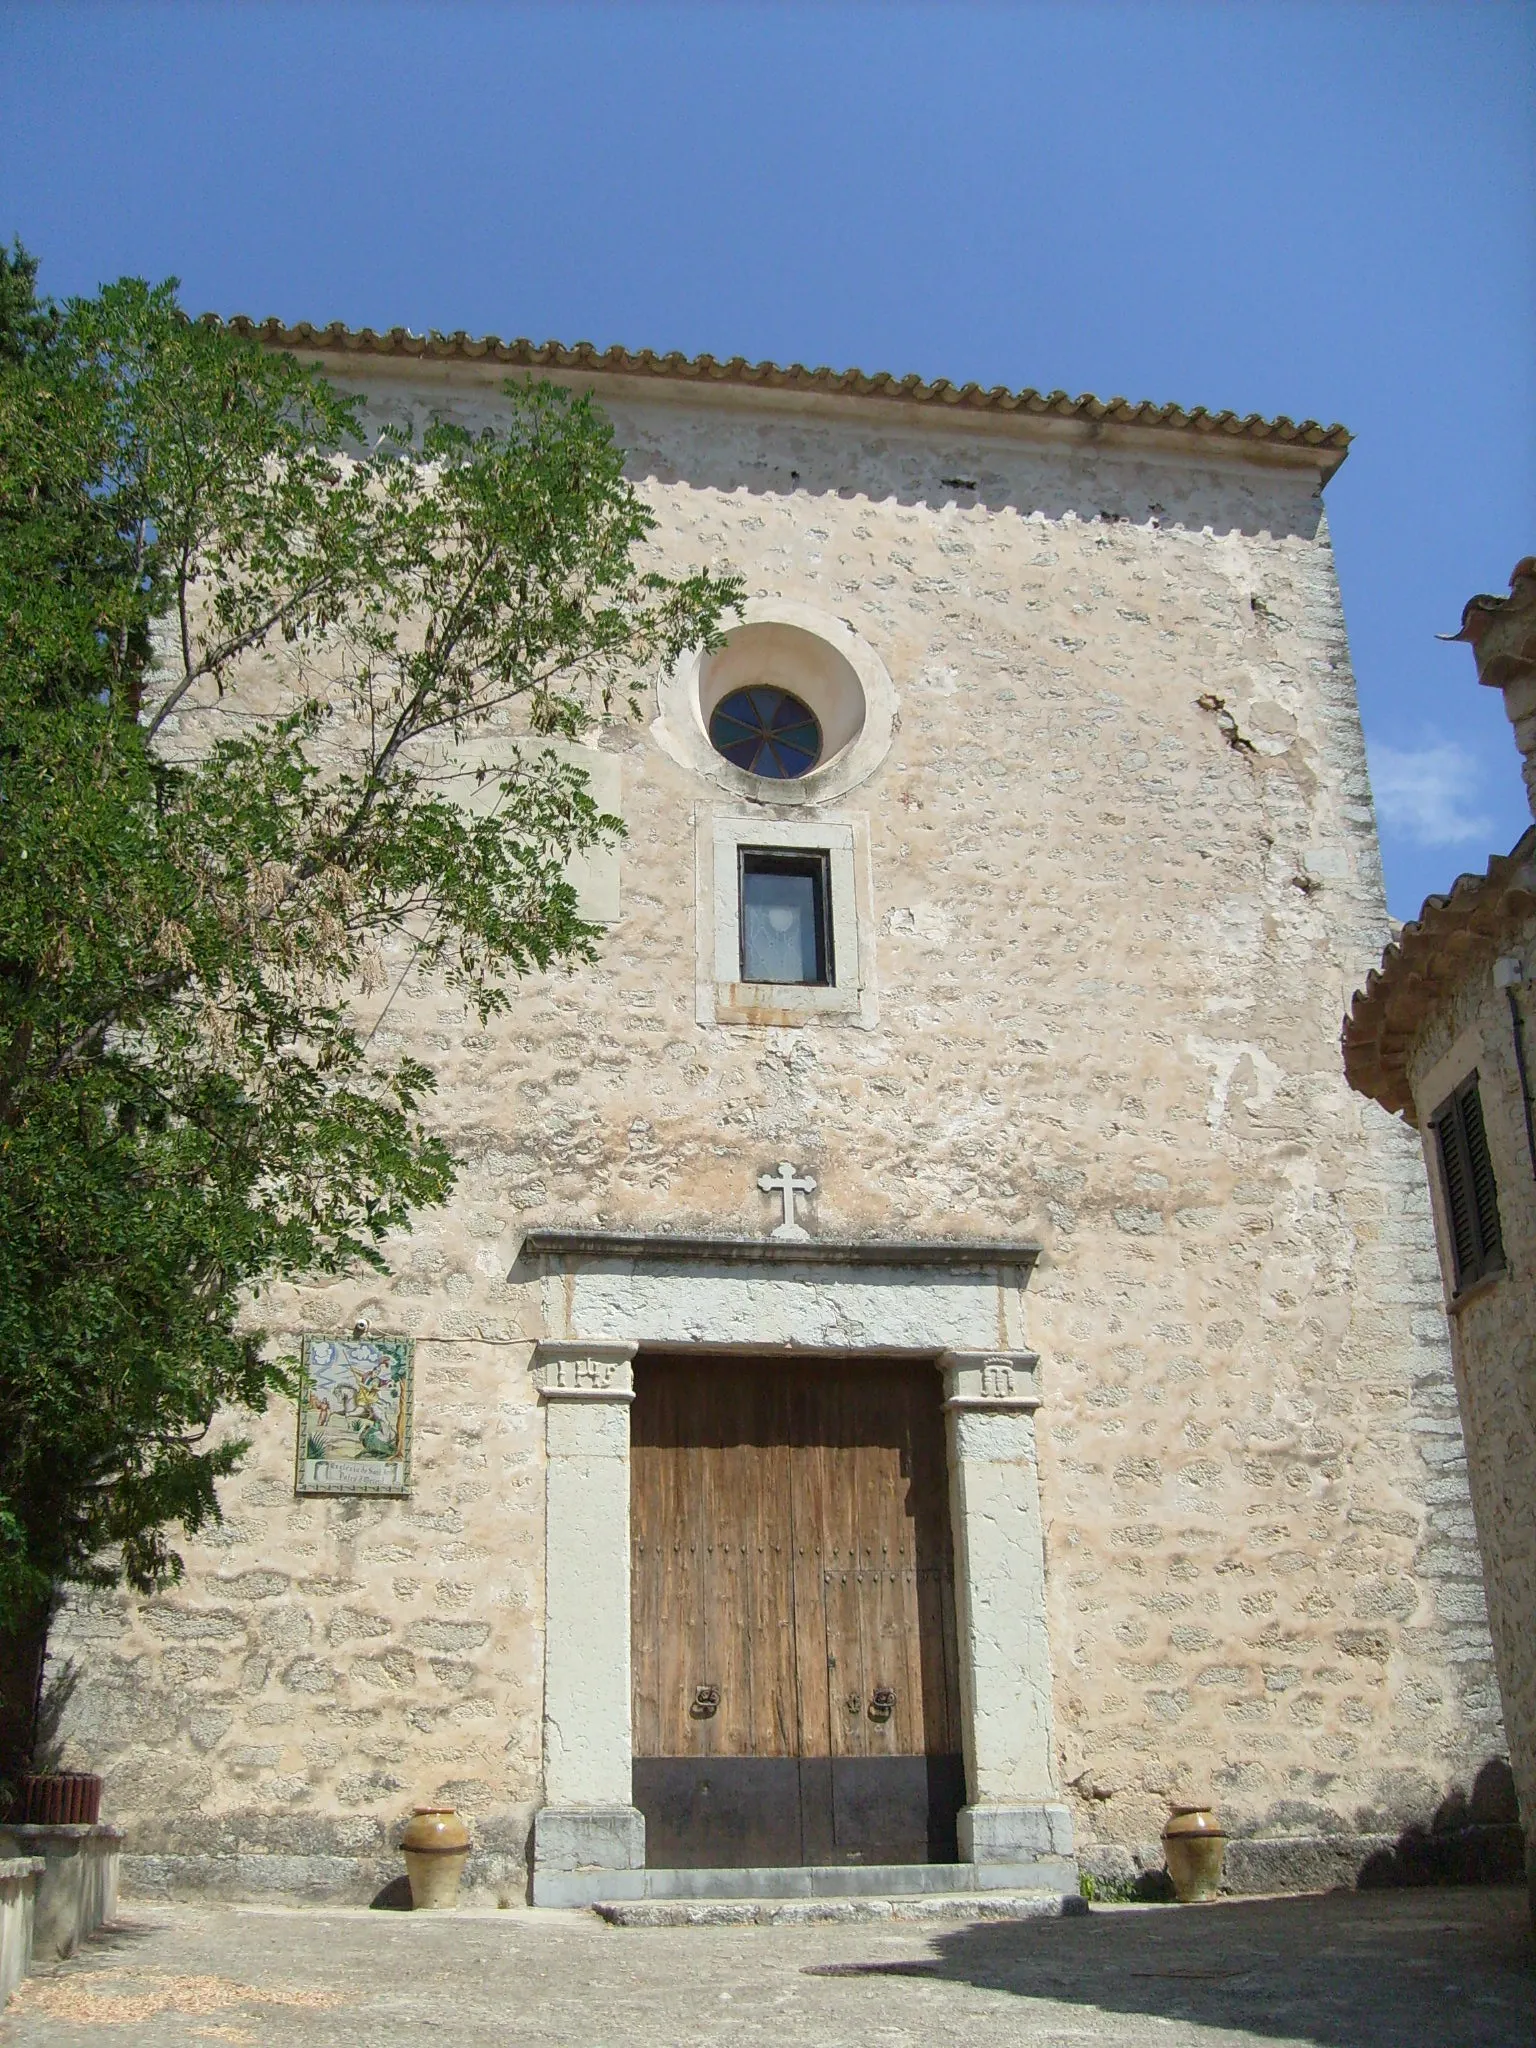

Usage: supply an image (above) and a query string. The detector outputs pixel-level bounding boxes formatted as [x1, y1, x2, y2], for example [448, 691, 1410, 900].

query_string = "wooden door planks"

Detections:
[632, 1357, 958, 1763]
[630, 1355, 964, 1867]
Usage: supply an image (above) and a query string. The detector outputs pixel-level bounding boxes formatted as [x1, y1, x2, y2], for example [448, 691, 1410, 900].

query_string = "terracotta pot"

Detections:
[16, 1774, 102, 1825]
[1162, 1805, 1226, 1903]
[399, 1806, 471, 1910]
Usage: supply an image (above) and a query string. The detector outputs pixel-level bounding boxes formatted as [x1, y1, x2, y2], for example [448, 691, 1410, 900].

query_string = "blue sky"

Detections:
[2, 0, 1532, 919]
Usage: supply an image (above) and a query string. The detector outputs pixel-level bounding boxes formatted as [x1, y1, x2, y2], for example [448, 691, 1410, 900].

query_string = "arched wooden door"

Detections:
[630, 1354, 964, 1867]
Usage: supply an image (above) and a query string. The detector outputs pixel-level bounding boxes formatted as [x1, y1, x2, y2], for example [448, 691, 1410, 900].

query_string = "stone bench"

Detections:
[0, 1825, 122, 1965]
[0, 1858, 44, 2006]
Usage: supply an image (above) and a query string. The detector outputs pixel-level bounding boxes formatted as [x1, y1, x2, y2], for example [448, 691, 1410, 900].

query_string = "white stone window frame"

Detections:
[696, 810, 877, 1029]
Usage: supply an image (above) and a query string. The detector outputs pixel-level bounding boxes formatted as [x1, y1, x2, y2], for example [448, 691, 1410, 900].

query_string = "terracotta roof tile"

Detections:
[1343, 826, 1536, 1117]
[216, 318, 1351, 462]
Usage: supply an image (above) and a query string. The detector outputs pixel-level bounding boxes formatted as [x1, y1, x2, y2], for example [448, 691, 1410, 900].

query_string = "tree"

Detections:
[0, 250, 742, 1780]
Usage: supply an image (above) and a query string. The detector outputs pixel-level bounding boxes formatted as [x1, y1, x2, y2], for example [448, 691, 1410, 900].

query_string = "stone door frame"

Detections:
[519, 1232, 1074, 1906]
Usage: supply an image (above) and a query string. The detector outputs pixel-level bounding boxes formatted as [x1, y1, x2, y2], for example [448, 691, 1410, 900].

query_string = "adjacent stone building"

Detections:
[1346, 559, 1536, 1916]
[50, 330, 1509, 1907]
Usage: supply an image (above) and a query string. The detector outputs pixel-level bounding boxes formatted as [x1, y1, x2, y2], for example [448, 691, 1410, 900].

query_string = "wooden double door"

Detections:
[631, 1355, 965, 1868]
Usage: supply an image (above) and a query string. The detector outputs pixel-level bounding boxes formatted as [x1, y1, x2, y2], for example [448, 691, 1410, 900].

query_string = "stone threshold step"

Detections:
[535, 1854, 1079, 1909]
[596, 1891, 1088, 1928]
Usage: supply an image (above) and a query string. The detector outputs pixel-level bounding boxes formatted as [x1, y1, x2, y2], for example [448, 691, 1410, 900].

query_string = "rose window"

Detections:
[707, 687, 823, 780]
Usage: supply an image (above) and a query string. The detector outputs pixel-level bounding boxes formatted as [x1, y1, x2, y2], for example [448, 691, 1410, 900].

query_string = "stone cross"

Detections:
[758, 1160, 817, 1240]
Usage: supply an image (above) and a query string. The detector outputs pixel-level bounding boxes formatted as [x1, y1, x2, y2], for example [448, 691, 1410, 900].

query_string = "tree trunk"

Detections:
[0, 1596, 52, 1796]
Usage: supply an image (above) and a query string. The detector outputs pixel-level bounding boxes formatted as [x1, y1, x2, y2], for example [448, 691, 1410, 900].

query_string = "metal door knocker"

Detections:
[869, 1687, 895, 1722]
[690, 1683, 720, 1718]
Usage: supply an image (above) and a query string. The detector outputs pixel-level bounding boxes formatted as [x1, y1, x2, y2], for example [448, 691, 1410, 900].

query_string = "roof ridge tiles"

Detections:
[212, 315, 1350, 451]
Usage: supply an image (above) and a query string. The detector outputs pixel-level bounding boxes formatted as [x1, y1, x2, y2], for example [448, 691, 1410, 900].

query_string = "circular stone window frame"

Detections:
[653, 598, 897, 807]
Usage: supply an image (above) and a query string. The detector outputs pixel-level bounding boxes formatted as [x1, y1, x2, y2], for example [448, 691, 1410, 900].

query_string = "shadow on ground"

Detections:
[805, 1887, 1536, 2047]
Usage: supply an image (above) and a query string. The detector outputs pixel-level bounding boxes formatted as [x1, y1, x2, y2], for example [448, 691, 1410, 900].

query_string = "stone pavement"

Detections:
[1, 1887, 1532, 2046]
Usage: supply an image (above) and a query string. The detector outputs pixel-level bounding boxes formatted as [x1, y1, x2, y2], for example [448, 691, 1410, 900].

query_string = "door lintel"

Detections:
[519, 1228, 1041, 1272]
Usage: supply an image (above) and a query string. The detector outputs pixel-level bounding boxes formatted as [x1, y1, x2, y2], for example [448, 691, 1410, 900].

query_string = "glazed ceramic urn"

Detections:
[399, 1806, 471, 1909]
[1162, 1805, 1226, 1903]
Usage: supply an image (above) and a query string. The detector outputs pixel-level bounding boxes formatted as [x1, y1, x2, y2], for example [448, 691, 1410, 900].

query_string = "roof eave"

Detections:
[1343, 825, 1536, 1117]
[218, 317, 1350, 477]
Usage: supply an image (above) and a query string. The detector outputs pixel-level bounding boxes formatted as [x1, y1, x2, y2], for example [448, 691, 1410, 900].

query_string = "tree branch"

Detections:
[145, 577, 328, 739]
[40, 967, 189, 1083]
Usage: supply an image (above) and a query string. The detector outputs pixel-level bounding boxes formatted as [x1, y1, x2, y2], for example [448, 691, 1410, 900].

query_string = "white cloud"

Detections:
[1369, 742, 1494, 847]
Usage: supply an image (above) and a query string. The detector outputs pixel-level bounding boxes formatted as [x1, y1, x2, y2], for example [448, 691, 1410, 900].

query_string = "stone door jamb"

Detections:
[520, 1234, 1073, 1905]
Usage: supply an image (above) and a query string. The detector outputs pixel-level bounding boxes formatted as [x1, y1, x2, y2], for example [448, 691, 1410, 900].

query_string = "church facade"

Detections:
[53, 333, 1508, 1905]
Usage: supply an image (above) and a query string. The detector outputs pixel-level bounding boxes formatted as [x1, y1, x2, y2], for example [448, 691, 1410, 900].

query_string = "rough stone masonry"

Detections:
[1345, 559, 1536, 1916]
[47, 334, 1509, 1903]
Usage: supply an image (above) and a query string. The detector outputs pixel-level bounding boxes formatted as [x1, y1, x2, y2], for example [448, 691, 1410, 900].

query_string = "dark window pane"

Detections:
[774, 719, 820, 751]
[711, 712, 759, 746]
[775, 746, 819, 772]
[740, 853, 831, 985]
[716, 737, 761, 771]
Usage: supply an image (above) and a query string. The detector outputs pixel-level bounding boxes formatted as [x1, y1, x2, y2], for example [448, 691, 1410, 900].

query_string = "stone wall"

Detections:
[49, 364, 1505, 1898]
[1406, 925, 1536, 1905]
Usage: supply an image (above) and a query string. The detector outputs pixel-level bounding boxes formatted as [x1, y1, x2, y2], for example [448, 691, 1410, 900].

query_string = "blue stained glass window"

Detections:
[708, 687, 823, 779]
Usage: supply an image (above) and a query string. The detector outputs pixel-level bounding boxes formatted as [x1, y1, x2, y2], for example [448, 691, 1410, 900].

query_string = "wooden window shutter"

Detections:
[1431, 1073, 1505, 1293]
[1461, 1080, 1505, 1271]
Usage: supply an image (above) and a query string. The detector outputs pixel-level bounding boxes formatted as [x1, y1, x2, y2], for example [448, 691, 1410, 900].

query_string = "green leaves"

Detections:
[0, 253, 743, 1659]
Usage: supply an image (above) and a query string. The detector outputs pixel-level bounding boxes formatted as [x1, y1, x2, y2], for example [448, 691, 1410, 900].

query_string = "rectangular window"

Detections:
[739, 850, 833, 986]
[1431, 1072, 1505, 1294]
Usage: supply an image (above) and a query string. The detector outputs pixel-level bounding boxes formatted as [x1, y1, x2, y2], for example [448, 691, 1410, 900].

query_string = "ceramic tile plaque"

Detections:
[294, 1334, 414, 1496]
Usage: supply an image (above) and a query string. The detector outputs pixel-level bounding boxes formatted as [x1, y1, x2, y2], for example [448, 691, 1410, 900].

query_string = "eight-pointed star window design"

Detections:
[708, 687, 823, 779]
